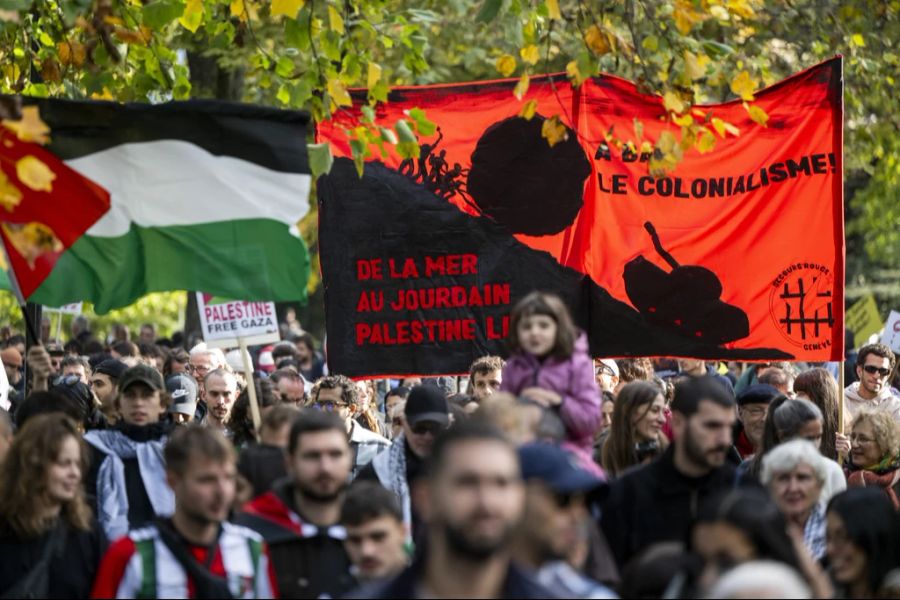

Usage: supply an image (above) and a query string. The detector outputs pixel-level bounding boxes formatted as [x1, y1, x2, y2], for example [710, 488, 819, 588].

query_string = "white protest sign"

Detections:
[43, 302, 83, 315]
[882, 310, 900, 354]
[196, 293, 280, 348]
[0, 353, 9, 411]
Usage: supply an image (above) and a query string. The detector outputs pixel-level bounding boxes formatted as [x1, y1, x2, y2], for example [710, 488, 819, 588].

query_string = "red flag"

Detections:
[0, 110, 110, 299]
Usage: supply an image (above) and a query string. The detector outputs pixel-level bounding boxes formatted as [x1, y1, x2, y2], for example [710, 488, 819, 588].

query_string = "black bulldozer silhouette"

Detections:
[623, 222, 750, 345]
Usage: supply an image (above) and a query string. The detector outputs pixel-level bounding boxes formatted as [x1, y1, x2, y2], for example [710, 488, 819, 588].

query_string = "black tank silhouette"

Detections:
[624, 222, 750, 345]
[466, 115, 591, 236]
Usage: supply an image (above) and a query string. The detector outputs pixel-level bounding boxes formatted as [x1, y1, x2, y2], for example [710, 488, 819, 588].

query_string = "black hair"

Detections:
[692, 488, 803, 573]
[340, 481, 403, 527]
[428, 419, 515, 479]
[827, 488, 900, 594]
[228, 379, 279, 447]
[385, 386, 411, 400]
[671, 376, 735, 417]
[14, 391, 85, 429]
[287, 409, 348, 455]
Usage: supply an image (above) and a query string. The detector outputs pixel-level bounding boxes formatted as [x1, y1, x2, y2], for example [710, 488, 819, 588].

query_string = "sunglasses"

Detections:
[411, 422, 446, 436]
[863, 365, 891, 377]
[53, 374, 81, 387]
[553, 492, 584, 509]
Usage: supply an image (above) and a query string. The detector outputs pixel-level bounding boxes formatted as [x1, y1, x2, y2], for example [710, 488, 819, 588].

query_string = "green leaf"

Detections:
[394, 119, 417, 143]
[476, 0, 502, 23]
[379, 127, 398, 144]
[275, 56, 294, 77]
[308, 142, 334, 177]
[360, 105, 376, 123]
[142, 0, 185, 30]
[701, 40, 734, 59]
[285, 11, 310, 51]
[406, 107, 436, 136]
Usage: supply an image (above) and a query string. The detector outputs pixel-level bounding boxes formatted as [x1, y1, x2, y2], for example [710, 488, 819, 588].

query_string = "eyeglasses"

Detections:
[411, 422, 446, 436]
[315, 400, 349, 413]
[741, 406, 768, 418]
[863, 365, 891, 377]
[849, 434, 876, 445]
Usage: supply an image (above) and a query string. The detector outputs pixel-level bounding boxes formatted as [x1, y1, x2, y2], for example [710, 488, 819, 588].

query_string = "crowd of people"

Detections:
[0, 291, 899, 599]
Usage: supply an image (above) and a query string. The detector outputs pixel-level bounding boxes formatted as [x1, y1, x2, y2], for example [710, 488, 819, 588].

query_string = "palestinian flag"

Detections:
[4, 98, 311, 312]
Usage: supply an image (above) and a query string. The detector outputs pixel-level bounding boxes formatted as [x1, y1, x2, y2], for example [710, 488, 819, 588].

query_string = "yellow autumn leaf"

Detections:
[672, 113, 693, 127]
[850, 33, 865, 47]
[328, 5, 344, 34]
[2, 106, 51, 145]
[16, 156, 56, 192]
[1, 222, 64, 269]
[57, 40, 86, 67]
[745, 103, 769, 127]
[663, 91, 686, 114]
[514, 73, 529, 100]
[684, 51, 710, 81]
[519, 99, 538, 120]
[327, 78, 352, 108]
[496, 54, 516, 77]
[271, 0, 304, 18]
[730, 70, 757, 101]
[697, 130, 716, 153]
[546, 0, 561, 20]
[0, 170, 23, 212]
[179, 0, 203, 32]
[726, 0, 756, 19]
[584, 25, 611, 56]
[673, 0, 706, 34]
[113, 26, 151, 45]
[711, 117, 740, 137]
[566, 60, 588, 85]
[541, 116, 568, 147]
[520, 44, 539, 66]
[367, 62, 382, 89]
[230, 0, 247, 21]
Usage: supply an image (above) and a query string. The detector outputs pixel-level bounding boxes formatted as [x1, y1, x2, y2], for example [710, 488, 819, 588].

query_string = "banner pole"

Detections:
[55, 310, 62, 343]
[239, 337, 261, 441]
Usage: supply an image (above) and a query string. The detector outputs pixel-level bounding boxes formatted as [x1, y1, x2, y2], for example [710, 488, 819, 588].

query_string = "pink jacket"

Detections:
[501, 334, 602, 455]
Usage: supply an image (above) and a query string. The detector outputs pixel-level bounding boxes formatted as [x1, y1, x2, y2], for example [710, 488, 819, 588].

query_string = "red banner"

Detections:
[317, 58, 843, 375]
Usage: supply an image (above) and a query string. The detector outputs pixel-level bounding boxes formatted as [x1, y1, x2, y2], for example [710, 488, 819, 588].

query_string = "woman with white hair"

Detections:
[762, 440, 829, 561]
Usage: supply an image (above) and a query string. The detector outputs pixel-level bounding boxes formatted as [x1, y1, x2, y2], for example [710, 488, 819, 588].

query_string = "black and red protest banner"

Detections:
[317, 58, 844, 377]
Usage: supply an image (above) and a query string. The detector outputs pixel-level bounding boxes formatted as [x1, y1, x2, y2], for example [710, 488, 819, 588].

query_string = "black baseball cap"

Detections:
[405, 385, 450, 427]
[118, 364, 164, 393]
[94, 358, 128, 380]
[519, 443, 605, 494]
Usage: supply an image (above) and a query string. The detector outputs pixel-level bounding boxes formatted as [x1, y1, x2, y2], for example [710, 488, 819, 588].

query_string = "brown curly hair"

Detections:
[0, 414, 92, 538]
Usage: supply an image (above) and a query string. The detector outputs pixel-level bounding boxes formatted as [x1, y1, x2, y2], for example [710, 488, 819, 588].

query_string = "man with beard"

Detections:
[237, 409, 356, 598]
[843, 343, 900, 425]
[202, 369, 238, 436]
[600, 376, 744, 569]
[91, 426, 277, 599]
[347, 420, 555, 599]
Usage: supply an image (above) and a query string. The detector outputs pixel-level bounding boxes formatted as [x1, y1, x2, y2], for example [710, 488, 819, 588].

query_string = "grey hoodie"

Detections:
[843, 381, 900, 427]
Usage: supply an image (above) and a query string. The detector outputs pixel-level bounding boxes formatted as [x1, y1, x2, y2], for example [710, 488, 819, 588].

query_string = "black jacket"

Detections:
[0, 519, 106, 599]
[600, 447, 745, 568]
[343, 555, 558, 599]
[235, 478, 355, 599]
[83, 421, 172, 530]
[237, 443, 288, 498]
